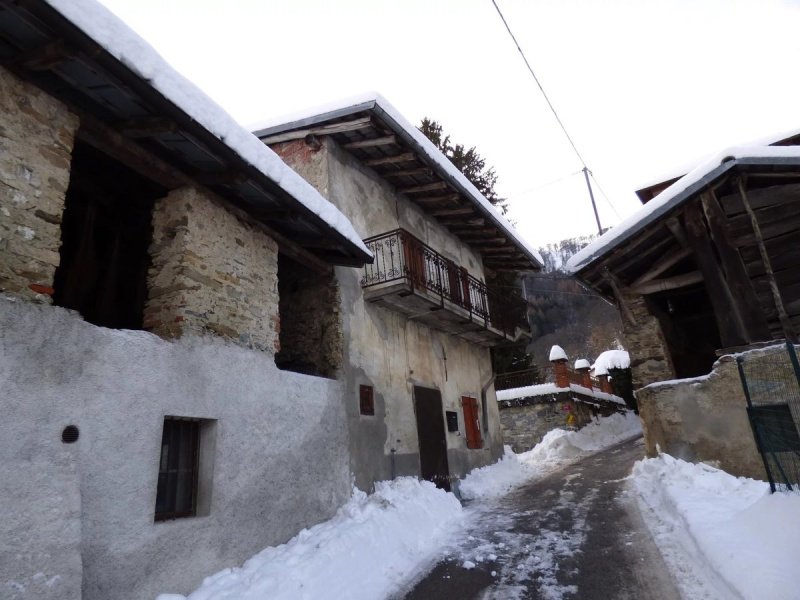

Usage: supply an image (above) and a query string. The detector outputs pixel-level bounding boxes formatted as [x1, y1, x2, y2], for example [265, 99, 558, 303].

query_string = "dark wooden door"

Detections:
[413, 386, 451, 491]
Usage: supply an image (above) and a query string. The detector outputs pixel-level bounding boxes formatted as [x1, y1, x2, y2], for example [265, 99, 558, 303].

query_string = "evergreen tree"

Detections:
[418, 118, 507, 214]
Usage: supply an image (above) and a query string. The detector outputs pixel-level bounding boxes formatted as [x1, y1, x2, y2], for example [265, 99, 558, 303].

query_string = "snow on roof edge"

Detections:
[253, 92, 544, 268]
[566, 146, 800, 274]
[45, 0, 371, 260]
[634, 126, 800, 192]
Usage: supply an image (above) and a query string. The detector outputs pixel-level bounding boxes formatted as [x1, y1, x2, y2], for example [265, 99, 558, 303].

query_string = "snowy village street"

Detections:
[401, 436, 680, 600]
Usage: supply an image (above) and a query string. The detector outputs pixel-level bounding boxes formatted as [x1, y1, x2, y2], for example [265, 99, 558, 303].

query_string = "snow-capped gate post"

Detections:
[575, 358, 592, 389]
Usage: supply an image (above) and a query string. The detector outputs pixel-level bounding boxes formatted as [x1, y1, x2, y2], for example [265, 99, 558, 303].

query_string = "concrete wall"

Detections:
[620, 291, 675, 388]
[0, 65, 78, 302]
[0, 298, 350, 600]
[145, 186, 280, 353]
[636, 353, 767, 480]
[273, 138, 505, 490]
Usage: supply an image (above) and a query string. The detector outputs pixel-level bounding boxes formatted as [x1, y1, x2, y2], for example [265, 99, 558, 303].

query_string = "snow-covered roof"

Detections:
[567, 146, 800, 273]
[31, 0, 371, 264]
[253, 93, 543, 270]
[635, 126, 800, 194]
[549, 345, 568, 361]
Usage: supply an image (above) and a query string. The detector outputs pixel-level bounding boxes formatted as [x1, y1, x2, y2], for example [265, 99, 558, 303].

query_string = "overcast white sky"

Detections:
[97, 0, 800, 247]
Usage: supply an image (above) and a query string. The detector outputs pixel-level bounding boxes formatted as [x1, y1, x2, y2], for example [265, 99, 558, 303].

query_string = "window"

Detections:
[155, 417, 200, 521]
[359, 385, 375, 415]
[461, 396, 483, 449]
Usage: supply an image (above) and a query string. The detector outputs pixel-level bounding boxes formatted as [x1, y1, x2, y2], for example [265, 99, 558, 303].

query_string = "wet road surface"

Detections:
[399, 436, 681, 600]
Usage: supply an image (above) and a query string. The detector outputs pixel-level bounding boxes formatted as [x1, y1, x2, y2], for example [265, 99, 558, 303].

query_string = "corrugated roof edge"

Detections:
[253, 93, 543, 269]
[566, 146, 800, 274]
[44, 0, 371, 262]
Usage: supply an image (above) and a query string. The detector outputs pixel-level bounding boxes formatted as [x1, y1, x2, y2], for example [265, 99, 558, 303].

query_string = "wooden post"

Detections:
[737, 177, 797, 342]
[682, 202, 749, 348]
[700, 190, 771, 342]
[604, 269, 637, 327]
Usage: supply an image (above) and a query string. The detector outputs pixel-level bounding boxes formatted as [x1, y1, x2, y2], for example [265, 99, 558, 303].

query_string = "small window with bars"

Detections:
[155, 417, 200, 521]
[360, 385, 375, 416]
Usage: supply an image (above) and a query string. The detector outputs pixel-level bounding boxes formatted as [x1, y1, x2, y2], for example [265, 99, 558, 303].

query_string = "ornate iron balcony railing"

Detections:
[360, 228, 528, 336]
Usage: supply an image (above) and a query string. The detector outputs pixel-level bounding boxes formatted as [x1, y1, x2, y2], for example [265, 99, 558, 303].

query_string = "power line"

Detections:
[490, 0, 588, 169]
[506, 169, 582, 200]
[588, 170, 621, 220]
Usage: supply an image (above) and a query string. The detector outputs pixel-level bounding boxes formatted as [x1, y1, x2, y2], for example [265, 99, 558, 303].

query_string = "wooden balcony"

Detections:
[360, 229, 529, 346]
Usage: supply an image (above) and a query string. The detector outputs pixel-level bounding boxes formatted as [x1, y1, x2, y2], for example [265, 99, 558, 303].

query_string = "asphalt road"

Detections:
[399, 436, 682, 600]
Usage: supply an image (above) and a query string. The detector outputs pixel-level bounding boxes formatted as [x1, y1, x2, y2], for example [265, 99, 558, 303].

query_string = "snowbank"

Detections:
[157, 478, 463, 600]
[632, 454, 800, 600]
[460, 412, 642, 500]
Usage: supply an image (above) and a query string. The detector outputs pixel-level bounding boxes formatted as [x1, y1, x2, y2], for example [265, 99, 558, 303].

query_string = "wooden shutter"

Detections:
[461, 396, 483, 449]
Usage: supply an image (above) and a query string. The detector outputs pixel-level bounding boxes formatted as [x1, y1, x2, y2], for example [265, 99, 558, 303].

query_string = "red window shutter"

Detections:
[462, 396, 483, 449]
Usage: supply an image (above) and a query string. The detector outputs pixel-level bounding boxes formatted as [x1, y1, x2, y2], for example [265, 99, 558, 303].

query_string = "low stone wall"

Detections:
[499, 394, 613, 452]
[636, 353, 767, 480]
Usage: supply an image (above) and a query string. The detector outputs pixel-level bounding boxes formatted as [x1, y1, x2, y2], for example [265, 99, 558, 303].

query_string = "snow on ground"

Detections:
[632, 454, 800, 600]
[460, 412, 642, 500]
[156, 478, 463, 600]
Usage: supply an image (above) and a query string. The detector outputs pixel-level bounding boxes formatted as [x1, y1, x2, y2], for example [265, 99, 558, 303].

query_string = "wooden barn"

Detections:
[567, 139, 800, 387]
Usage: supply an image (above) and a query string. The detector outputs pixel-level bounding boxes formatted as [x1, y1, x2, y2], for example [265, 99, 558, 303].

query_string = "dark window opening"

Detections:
[276, 252, 342, 378]
[445, 410, 459, 432]
[648, 284, 721, 379]
[53, 142, 166, 329]
[155, 417, 199, 521]
[359, 385, 375, 415]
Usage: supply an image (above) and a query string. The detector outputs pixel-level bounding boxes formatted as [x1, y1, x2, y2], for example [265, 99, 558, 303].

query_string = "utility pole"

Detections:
[583, 166, 602, 235]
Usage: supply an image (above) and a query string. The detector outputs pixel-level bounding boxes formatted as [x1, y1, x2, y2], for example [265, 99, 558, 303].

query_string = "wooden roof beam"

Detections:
[15, 39, 76, 71]
[384, 168, 432, 178]
[259, 116, 373, 144]
[343, 135, 396, 150]
[631, 271, 703, 295]
[117, 116, 179, 139]
[364, 152, 415, 166]
[413, 194, 460, 205]
[431, 206, 475, 217]
[398, 181, 449, 194]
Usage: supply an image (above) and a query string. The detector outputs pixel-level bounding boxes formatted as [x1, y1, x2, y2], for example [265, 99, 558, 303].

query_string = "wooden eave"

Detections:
[0, 1, 371, 267]
[256, 106, 541, 273]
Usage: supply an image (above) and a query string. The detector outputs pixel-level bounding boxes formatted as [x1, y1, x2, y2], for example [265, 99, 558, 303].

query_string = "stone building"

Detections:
[255, 94, 540, 492]
[0, 2, 539, 599]
[566, 134, 800, 479]
[0, 2, 371, 599]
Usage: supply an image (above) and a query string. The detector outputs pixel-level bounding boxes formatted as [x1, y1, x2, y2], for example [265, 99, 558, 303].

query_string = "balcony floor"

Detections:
[363, 280, 528, 347]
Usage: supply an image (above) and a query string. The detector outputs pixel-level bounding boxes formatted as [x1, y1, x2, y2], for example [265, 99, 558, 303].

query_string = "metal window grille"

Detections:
[155, 417, 200, 520]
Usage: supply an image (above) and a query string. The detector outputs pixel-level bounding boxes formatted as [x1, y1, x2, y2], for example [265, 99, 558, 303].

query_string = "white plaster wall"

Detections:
[322, 141, 505, 488]
[0, 298, 350, 600]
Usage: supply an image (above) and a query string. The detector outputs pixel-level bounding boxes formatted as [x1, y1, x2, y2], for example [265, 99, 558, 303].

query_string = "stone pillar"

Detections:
[596, 374, 612, 394]
[0, 65, 78, 302]
[574, 359, 591, 389]
[552, 358, 569, 388]
[144, 186, 280, 353]
[620, 291, 675, 388]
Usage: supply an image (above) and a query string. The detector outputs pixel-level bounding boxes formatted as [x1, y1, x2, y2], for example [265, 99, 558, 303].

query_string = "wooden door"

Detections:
[413, 386, 451, 491]
[461, 396, 483, 449]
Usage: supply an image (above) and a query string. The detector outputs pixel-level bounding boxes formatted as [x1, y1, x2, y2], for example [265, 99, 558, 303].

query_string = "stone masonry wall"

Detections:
[145, 186, 279, 352]
[621, 291, 675, 388]
[499, 395, 607, 453]
[636, 353, 767, 480]
[0, 65, 78, 302]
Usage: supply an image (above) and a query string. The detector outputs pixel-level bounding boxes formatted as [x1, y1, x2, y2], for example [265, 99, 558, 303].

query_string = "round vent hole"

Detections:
[62, 425, 79, 444]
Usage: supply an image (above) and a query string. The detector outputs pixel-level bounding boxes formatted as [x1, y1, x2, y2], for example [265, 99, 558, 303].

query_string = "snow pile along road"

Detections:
[156, 478, 463, 600]
[632, 454, 800, 600]
[459, 412, 642, 500]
